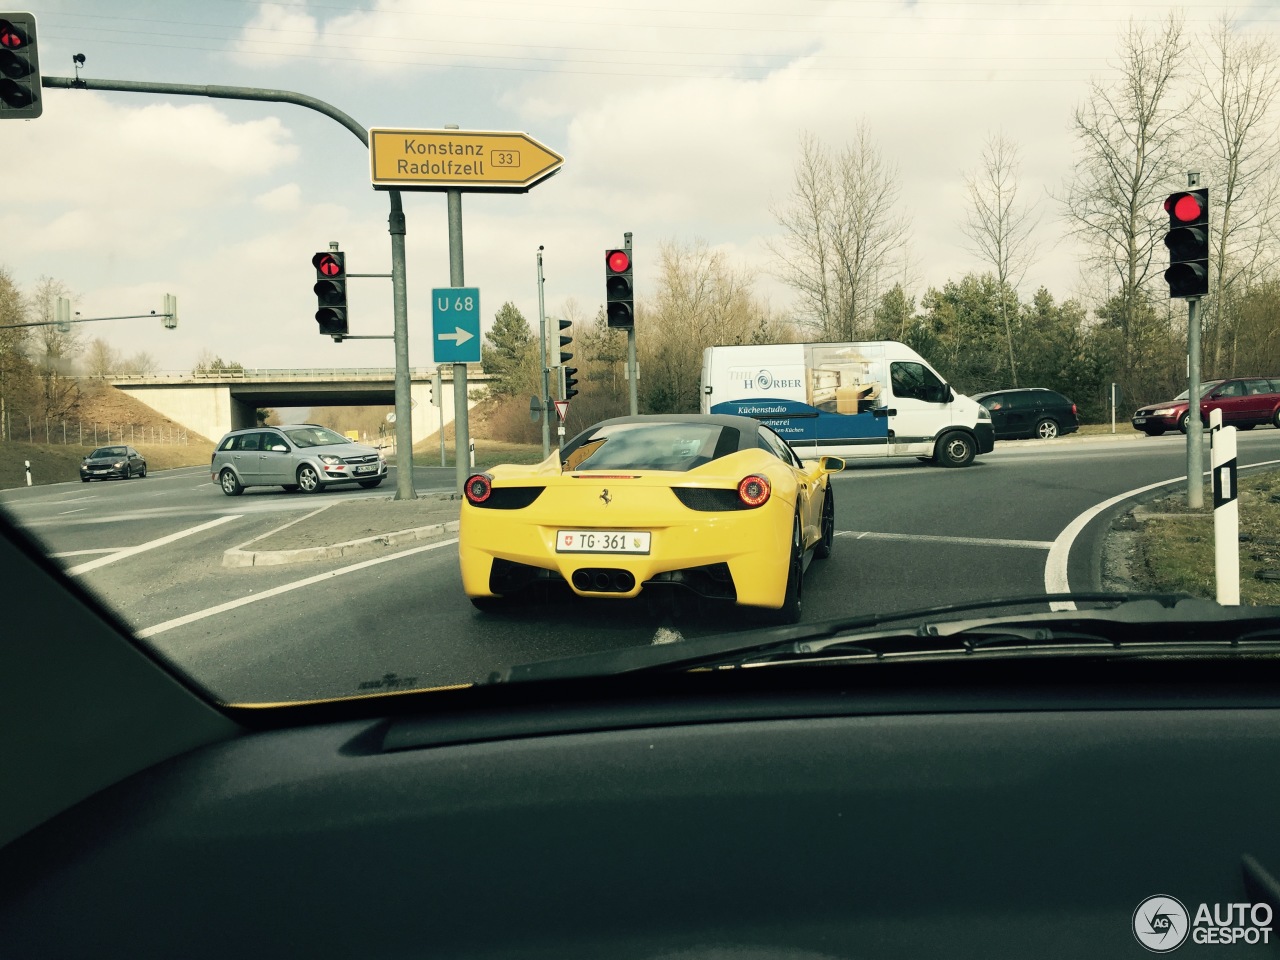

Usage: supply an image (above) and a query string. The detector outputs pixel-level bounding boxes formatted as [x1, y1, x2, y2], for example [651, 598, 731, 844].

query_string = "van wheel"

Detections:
[219, 469, 244, 496]
[814, 487, 835, 560]
[1035, 418, 1059, 440]
[935, 432, 976, 468]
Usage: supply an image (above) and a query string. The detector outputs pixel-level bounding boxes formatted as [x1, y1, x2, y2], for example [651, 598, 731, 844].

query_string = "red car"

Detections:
[1132, 377, 1280, 435]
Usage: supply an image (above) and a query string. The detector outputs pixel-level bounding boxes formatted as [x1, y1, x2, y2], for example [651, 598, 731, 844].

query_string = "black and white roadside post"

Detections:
[24, 460, 31, 486]
[1209, 408, 1240, 605]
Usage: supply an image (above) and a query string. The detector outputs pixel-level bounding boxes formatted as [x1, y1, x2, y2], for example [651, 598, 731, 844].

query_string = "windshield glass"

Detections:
[2, 1, 1279, 709]
[282, 426, 351, 448]
[563, 421, 739, 471]
[1171, 381, 1225, 401]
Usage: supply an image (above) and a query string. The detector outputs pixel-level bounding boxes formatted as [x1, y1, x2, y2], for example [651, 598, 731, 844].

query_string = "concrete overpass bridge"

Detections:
[111, 368, 491, 445]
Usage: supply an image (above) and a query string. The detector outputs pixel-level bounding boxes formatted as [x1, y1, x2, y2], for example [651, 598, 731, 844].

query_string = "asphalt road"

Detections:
[5, 430, 1280, 705]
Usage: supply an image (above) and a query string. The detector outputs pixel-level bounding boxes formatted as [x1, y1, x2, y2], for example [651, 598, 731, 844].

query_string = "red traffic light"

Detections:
[607, 250, 630, 273]
[312, 252, 343, 277]
[1165, 193, 1202, 223]
[0, 20, 28, 49]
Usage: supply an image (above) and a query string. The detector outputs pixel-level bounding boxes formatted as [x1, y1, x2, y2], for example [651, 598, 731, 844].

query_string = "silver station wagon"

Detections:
[211, 424, 386, 496]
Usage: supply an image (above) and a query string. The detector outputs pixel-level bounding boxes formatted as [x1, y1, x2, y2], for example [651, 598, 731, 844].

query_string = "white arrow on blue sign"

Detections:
[432, 287, 481, 363]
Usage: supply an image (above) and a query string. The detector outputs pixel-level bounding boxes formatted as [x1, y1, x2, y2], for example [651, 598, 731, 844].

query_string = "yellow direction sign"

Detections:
[369, 128, 564, 193]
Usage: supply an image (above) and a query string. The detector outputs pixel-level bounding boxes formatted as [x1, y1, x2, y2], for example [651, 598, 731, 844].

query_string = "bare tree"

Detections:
[0, 266, 33, 440]
[961, 132, 1041, 386]
[1195, 16, 1280, 372]
[83, 338, 120, 379]
[771, 125, 911, 341]
[120, 350, 159, 376]
[1062, 14, 1187, 346]
[639, 238, 781, 413]
[29, 276, 83, 420]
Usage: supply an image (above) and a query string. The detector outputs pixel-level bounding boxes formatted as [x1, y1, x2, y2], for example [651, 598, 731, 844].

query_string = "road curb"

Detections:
[997, 430, 1141, 450]
[223, 521, 461, 566]
[221, 501, 459, 567]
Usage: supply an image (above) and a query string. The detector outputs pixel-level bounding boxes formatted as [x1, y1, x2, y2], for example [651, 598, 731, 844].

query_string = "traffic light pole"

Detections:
[537, 248, 550, 459]
[1187, 297, 1203, 510]
[41, 75, 418, 502]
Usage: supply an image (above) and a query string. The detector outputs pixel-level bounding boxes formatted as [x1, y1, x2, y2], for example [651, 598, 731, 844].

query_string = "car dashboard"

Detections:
[3, 512, 1280, 958]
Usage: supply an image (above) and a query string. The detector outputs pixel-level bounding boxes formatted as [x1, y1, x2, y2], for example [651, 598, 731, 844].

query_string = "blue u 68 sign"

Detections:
[432, 287, 481, 363]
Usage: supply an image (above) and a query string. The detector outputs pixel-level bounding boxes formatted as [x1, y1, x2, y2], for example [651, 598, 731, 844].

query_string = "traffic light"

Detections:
[0, 13, 40, 119]
[605, 248, 633, 328]
[1163, 188, 1209, 299]
[563, 366, 579, 401]
[54, 296, 70, 333]
[557, 318, 572, 364]
[312, 250, 348, 338]
[162, 293, 178, 329]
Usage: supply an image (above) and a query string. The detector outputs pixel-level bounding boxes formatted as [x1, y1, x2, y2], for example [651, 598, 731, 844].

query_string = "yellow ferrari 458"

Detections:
[459, 414, 843, 623]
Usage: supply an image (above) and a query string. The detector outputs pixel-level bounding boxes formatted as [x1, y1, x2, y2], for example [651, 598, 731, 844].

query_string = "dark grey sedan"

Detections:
[80, 446, 147, 481]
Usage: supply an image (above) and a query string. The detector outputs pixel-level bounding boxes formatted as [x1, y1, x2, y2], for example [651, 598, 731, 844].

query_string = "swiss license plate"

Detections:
[556, 530, 651, 554]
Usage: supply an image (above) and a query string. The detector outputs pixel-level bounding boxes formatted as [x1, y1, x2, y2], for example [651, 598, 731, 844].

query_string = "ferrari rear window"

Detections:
[566, 422, 740, 472]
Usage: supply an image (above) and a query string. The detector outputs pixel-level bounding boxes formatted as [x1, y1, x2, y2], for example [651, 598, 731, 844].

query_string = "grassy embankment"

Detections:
[1125, 471, 1280, 605]
[0, 441, 215, 490]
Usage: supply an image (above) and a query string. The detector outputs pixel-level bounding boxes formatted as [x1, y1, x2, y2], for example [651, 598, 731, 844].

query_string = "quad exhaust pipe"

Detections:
[571, 568, 636, 593]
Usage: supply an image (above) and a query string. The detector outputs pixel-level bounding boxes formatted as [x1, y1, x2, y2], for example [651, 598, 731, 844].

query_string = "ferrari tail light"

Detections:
[464, 473, 493, 504]
[737, 474, 771, 508]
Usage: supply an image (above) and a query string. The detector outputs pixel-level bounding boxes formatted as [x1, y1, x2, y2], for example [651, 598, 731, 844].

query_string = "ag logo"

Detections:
[1133, 895, 1189, 952]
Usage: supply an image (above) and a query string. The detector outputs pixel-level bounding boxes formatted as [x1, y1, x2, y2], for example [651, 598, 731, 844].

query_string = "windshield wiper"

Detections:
[498, 592, 1280, 683]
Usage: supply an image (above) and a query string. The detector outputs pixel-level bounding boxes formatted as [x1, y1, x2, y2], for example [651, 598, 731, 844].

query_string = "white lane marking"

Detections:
[836, 530, 1054, 550]
[51, 548, 127, 557]
[66, 515, 242, 576]
[1043, 456, 1280, 611]
[136, 537, 459, 638]
[58, 507, 88, 516]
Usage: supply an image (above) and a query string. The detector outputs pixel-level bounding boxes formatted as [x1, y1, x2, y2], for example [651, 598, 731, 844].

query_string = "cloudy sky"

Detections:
[4, 0, 1276, 374]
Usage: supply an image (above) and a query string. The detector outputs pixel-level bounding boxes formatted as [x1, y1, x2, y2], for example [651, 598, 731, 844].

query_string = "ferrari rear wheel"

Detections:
[814, 486, 834, 560]
[773, 513, 803, 624]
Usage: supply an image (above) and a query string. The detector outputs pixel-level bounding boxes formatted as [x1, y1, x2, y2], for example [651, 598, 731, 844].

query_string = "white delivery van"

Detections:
[700, 341, 994, 466]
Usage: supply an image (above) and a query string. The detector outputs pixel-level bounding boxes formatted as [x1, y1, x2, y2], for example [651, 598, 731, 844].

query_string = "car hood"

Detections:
[306, 442, 382, 458]
[83, 454, 127, 463]
[1135, 399, 1188, 413]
